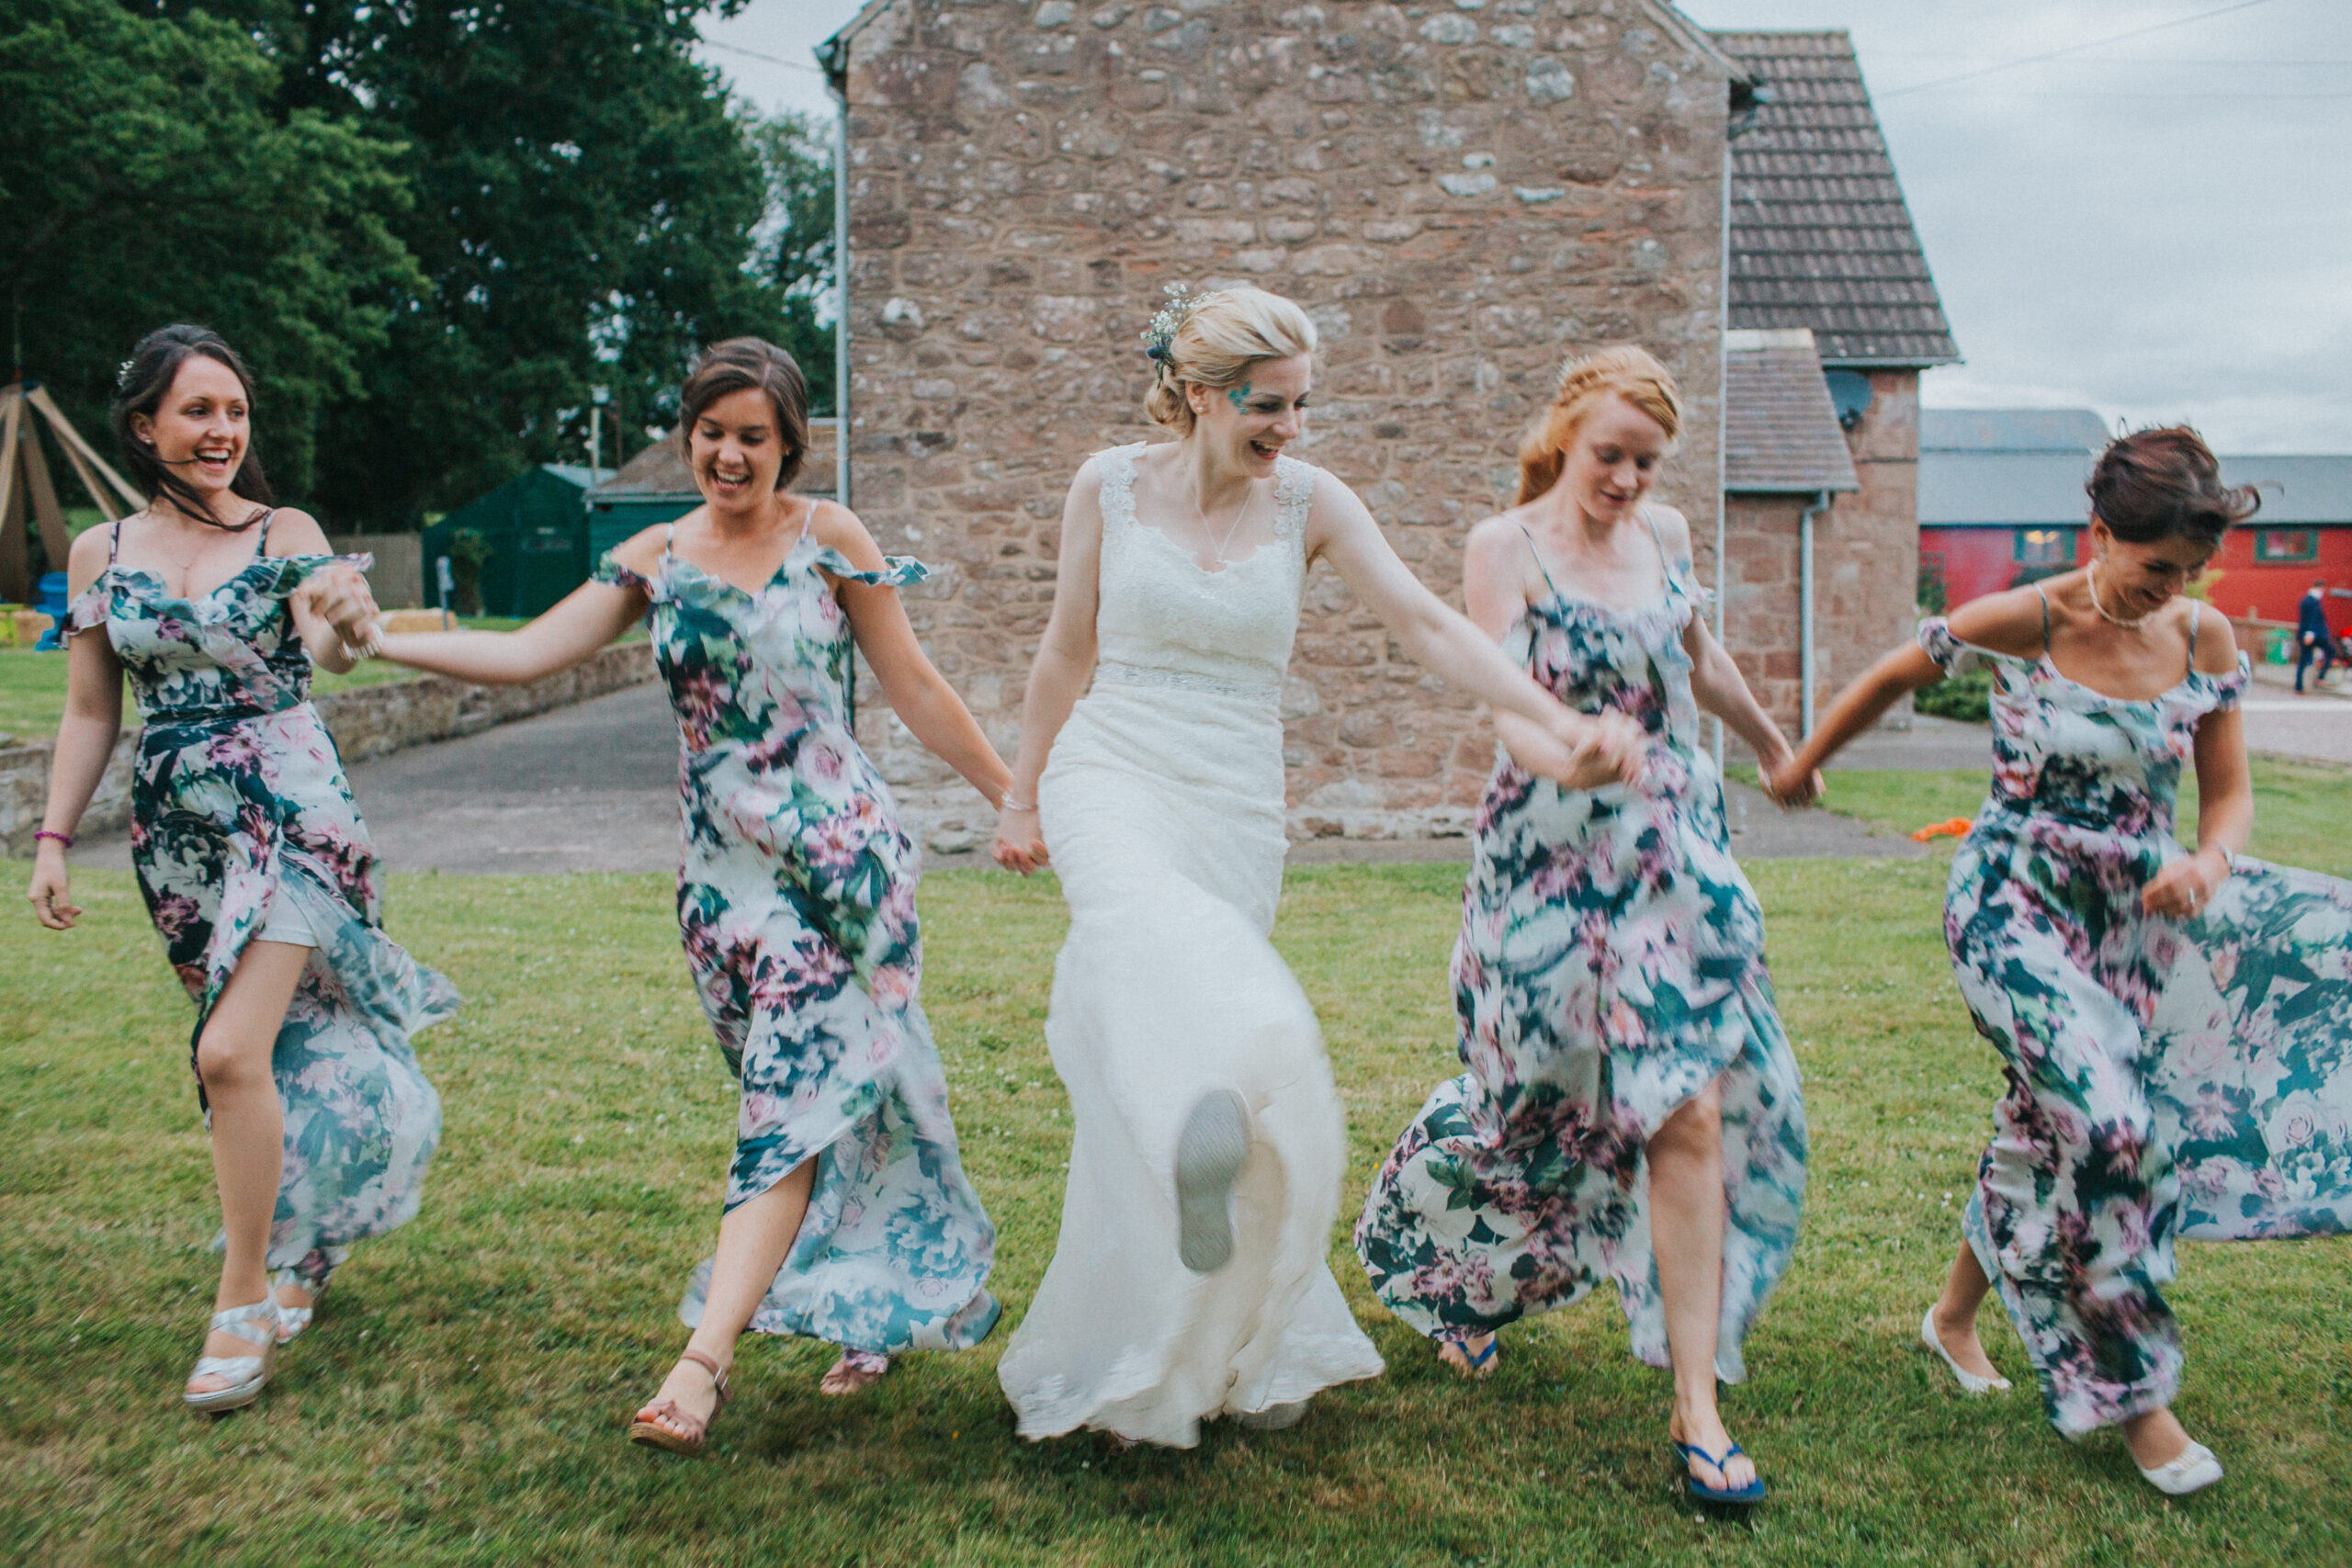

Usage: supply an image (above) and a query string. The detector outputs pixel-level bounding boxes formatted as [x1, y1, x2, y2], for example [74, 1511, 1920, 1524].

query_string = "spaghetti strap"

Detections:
[1516, 524, 1569, 605]
[2035, 585, 2052, 656]
[107, 517, 121, 564]
[2188, 600, 2200, 674]
[662, 521, 677, 559]
[253, 507, 277, 555]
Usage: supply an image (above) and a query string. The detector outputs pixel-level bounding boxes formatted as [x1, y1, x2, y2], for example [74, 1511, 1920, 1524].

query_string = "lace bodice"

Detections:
[1091, 442, 1312, 703]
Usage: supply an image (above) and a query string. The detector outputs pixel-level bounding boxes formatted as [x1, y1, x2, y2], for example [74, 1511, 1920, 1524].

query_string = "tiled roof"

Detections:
[1713, 31, 1961, 369]
[1723, 329, 1860, 495]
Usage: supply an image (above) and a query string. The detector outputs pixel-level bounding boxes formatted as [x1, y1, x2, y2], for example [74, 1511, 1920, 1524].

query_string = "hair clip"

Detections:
[115, 358, 137, 389]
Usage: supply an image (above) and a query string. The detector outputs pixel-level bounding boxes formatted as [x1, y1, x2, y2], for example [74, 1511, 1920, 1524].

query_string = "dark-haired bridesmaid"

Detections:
[27, 326, 452, 1412]
[369, 339, 1009, 1455]
[1775, 426, 2352, 1495]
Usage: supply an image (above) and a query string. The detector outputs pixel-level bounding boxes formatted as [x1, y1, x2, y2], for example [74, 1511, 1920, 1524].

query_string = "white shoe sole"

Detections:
[1920, 1308, 2011, 1394]
[1175, 1089, 1249, 1274]
[1235, 1401, 1307, 1430]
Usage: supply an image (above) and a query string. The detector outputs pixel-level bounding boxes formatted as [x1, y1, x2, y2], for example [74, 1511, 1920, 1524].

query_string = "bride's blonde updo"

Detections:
[1142, 286, 1318, 434]
[1516, 345, 1682, 505]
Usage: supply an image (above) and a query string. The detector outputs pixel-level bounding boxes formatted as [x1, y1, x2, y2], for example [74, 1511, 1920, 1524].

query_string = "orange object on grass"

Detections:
[1909, 817, 1974, 842]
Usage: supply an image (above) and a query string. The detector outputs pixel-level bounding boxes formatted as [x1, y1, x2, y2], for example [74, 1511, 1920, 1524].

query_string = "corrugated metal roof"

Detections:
[1919, 451, 2090, 527]
[2222, 456, 2352, 525]
[1713, 31, 1961, 369]
[1723, 329, 1860, 494]
[1921, 449, 2352, 527]
[1922, 408, 2108, 454]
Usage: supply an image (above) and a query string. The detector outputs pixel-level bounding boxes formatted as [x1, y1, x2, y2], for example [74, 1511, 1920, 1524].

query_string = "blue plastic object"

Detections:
[32, 570, 69, 651]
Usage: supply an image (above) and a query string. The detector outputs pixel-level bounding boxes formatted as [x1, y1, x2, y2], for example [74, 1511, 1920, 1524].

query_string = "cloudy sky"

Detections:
[701, 0, 2352, 453]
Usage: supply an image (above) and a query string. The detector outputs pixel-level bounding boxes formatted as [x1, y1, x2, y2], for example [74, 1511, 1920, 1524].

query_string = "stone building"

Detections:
[1713, 30, 1959, 736]
[819, 4, 1950, 840]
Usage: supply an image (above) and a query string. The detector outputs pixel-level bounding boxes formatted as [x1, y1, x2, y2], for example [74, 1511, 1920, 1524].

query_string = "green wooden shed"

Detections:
[423, 464, 594, 617]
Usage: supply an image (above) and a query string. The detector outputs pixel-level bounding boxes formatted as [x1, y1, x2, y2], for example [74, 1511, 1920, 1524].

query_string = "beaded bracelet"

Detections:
[33, 829, 73, 849]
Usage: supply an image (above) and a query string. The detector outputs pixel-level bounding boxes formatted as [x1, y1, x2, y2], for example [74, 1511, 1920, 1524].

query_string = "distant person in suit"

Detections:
[2296, 578, 2335, 692]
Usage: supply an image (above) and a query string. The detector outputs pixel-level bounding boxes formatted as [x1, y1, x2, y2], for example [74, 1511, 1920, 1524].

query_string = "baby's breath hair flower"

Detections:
[116, 358, 137, 389]
[1139, 283, 1204, 377]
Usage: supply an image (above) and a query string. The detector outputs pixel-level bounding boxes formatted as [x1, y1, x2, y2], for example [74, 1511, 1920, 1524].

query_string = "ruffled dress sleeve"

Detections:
[2208, 652, 2252, 714]
[64, 577, 113, 636]
[592, 550, 656, 596]
[811, 548, 931, 589]
[1917, 616, 1988, 678]
[250, 552, 374, 598]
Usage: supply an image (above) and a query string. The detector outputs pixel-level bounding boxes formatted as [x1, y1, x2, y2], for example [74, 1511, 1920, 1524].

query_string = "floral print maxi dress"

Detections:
[594, 528, 999, 1355]
[1356, 523, 1807, 1380]
[1923, 610, 2352, 1437]
[65, 524, 454, 1289]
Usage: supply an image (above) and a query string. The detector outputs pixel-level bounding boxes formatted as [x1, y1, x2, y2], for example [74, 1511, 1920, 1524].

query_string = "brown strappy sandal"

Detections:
[628, 1348, 731, 1457]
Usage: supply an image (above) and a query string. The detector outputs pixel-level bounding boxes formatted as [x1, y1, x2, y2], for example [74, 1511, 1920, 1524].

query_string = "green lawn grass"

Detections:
[1735, 759, 2352, 881]
[0, 620, 530, 745]
[4, 862, 2346, 1565]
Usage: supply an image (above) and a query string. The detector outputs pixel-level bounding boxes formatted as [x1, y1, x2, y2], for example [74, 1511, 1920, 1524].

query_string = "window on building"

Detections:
[2014, 528, 2075, 566]
[2255, 528, 2319, 563]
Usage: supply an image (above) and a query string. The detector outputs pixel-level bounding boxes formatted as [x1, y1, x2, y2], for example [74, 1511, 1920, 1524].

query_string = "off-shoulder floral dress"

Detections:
[594, 524, 998, 1355]
[65, 518, 453, 1289]
[1924, 602, 2352, 1436]
[1356, 518, 1807, 1380]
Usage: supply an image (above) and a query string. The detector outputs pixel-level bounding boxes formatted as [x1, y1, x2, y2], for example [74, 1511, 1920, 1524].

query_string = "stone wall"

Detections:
[1702, 372, 1919, 742]
[0, 644, 653, 857]
[836, 0, 1734, 836]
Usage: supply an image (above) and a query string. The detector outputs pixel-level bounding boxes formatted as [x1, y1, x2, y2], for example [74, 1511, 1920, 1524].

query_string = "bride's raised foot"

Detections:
[820, 1348, 890, 1396]
[1174, 1089, 1249, 1274]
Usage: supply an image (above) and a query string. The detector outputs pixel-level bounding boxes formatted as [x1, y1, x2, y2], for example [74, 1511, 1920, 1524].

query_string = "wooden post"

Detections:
[28, 387, 142, 514]
[17, 409, 73, 576]
[0, 389, 25, 602]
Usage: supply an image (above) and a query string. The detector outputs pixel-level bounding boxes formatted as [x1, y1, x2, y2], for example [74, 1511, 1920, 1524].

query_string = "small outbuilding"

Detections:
[422, 464, 594, 618]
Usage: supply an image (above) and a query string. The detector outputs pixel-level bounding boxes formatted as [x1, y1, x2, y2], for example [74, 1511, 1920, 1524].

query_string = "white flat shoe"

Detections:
[2138, 1440, 2222, 1496]
[185, 1296, 281, 1414]
[1920, 1308, 2011, 1394]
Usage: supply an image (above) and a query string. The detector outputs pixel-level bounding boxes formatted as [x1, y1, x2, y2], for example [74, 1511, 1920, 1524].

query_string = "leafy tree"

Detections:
[152, 0, 792, 528]
[0, 0, 421, 501]
[746, 109, 837, 416]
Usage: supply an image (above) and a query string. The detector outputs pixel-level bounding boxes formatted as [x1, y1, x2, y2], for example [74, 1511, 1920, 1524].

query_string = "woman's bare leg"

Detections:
[1647, 1079, 1758, 1492]
[187, 940, 309, 1394]
[1928, 1238, 2006, 1382]
[638, 1158, 817, 1437]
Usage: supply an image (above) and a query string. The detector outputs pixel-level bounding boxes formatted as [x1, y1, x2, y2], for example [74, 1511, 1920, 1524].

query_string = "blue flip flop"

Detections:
[1675, 1440, 1766, 1506]
[1438, 1333, 1499, 1380]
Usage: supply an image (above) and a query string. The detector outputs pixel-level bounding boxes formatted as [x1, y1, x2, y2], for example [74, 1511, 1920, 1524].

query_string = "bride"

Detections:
[989, 286, 1643, 1446]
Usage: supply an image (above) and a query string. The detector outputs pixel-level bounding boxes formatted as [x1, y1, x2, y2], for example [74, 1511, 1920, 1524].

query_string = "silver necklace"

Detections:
[2086, 561, 2151, 630]
[1188, 475, 1255, 565]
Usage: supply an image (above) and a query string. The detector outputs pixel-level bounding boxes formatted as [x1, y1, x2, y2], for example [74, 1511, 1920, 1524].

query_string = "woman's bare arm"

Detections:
[372, 527, 657, 684]
[990, 462, 1108, 874]
[27, 528, 129, 928]
[814, 502, 1011, 807]
[1315, 477, 1639, 789]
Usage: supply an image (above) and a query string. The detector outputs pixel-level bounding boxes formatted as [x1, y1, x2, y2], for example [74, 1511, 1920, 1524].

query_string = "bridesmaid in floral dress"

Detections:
[372, 339, 1009, 1454]
[1357, 348, 1814, 1506]
[27, 326, 452, 1412]
[1774, 426, 2352, 1495]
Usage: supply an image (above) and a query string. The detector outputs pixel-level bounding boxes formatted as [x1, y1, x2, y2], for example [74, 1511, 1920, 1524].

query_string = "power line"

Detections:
[1883, 0, 2287, 97]
[537, 0, 828, 73]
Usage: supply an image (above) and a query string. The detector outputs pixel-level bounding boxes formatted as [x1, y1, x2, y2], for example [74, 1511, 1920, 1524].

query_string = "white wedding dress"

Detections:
[997, 442, 1386, 1446]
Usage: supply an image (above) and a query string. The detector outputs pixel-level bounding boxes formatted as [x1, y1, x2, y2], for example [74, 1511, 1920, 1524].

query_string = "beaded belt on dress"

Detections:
[1093, 659, 1281, 704]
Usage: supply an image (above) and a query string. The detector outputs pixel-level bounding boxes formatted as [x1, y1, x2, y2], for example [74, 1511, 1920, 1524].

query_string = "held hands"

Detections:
[25, 843, 80, 931]
[991, 800, 1050, 875]
[1761, 751, 1825, 810]
[306, 563, 386, 660]
[2143, 846, 2230, 919]
[1542, 709, 1647, 792]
